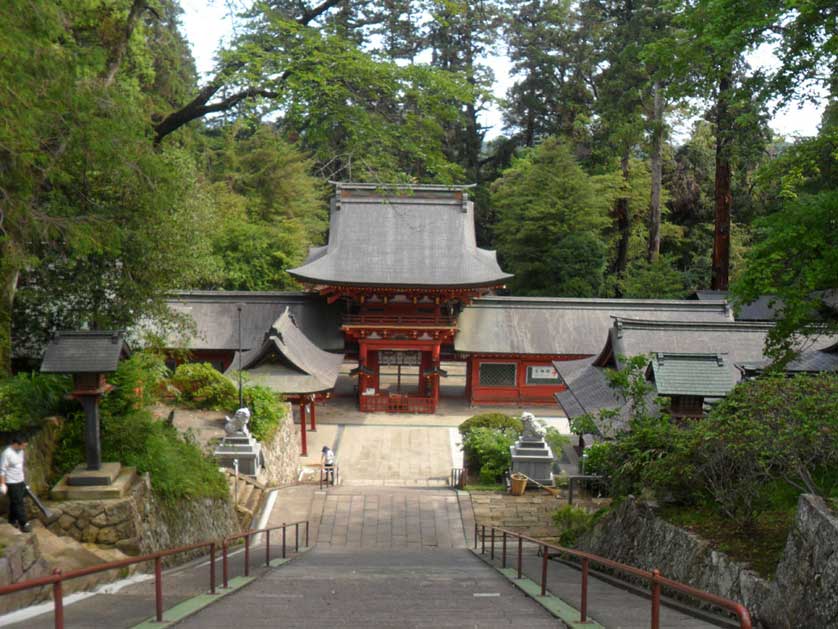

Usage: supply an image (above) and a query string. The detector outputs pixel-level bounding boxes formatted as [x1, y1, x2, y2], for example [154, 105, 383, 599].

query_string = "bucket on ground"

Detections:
[510, 473, 527, 496]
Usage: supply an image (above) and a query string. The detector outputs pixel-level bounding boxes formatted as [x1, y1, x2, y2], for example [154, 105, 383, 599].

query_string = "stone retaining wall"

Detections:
[258, 404, 299, 486]
[575, 495, 838, 628]
[0, 526, 50, 615]
[45, 473, 239, 560]
[469, 493, 562, 539]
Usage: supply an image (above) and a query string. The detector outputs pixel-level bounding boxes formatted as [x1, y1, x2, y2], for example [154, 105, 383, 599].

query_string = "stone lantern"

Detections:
[41, 331, 134, 499]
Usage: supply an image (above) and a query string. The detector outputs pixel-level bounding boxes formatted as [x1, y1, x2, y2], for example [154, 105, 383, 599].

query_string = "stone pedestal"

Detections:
[51, 465, 137, 500]
[214, 433, 263, 476]
[510, 438, 555, 487]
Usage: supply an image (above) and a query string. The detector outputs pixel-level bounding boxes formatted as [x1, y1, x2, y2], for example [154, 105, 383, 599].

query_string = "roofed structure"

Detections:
[647, 352, 736, 398]
[235, 308, 344, 394]
[740, 342, 838, 375]
[690, 290, 783, 321]
[552, 358, 633, 437]
[455, 297, 732, 356]
[595, 318, 777, 369]
[164, 291, 344, 352]
[288, 183, 512, 288]
[41, 331, 131, 374]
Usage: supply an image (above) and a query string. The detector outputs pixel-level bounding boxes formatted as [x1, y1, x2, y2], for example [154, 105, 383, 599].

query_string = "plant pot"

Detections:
[510, 473, 527, 496]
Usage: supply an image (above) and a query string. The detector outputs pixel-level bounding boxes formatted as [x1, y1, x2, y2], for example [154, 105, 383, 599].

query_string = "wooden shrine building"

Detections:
[288, 183, 512, 414]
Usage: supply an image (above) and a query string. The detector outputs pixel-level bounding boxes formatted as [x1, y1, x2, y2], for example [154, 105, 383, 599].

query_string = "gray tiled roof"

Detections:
[288, 184, 512, 288]
[164, 291, 344, 353]
[235, 308, 344, 394]
[691, 290, 783, 321]
[455, 297, 732, 356]
[648, 353, 736, 397]
[552, 358, 640, 437]
[41, 331, 130, 374]
[603, 318, 776, 370]
[740, 342, 838, 374]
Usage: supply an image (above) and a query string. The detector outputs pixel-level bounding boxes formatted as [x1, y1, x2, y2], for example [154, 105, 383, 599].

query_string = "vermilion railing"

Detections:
[475, 523, 752, 629]
[0, 520, 309, 629]
[342, 313, 456, 327]
[359, 393, 435, 413]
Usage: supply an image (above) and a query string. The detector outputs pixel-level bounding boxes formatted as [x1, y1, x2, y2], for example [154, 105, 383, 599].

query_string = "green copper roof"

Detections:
[648, 352, 736, 398]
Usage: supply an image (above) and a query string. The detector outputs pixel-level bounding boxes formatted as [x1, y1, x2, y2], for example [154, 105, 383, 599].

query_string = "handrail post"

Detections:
[52, 569, 64, 629]
[223, 541, 229, 589]
[282, 523, 287, 559]
[306, 521, 310, 547]
[540, 546, 548, 596]
[244, 534, 251, 577]
[210, 543, 216, 595]
[474, 522, 478, 549]
[154, 556, 163, 622]
[266, 530, 271, 566]
[490, 528, 495, 560]
[481, 525, 485, 554]
[580, 558, 588, 623]
[517, 535, 523, 579]
[651, 569, 661, 629]
[295, 522, 299, 552]
[502, 532, 507, 569]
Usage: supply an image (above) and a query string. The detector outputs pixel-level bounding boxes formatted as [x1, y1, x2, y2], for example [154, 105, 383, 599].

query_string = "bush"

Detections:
[242, 385, 286, 441]
[462, 427, 518, 484]
[459, 413, 523, 437]
[53, 409, 228, 502]
[101, 352, 170, 417]
[552, 505, 607, 546]
[543, 426, 570, 457]
[170, 363, 237, 410]
[0, 372, 72, 432]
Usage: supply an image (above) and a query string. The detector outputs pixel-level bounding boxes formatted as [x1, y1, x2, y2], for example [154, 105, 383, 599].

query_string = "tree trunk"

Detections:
[711, 72, 733, 291]
[0, 239, 21, 377]
[647, 82, 664, 262]
[611, 149, 631, 295]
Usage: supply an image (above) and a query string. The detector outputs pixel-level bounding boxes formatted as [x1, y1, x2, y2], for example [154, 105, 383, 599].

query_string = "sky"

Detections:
[179, 0, 827, 143]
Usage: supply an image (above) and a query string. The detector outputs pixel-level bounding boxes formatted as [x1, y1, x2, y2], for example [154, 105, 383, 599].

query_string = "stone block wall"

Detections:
[0, 526, 51, 614]
[258, 403, 299, 486]
[470, 493, 562, 539]
[575, 495, 838, 628]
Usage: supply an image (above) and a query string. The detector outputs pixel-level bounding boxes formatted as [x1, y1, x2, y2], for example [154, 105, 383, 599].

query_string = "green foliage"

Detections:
[491, 137, 610, 295]
[543, 427, 571, 458]
[552, 505, 607, 546]
[54, 409, 227, 502]
[459, 413, 523, 437]
[170, 363, 238, 411]
[0, 373, 72, 432]
[462, 427, 519, 484]
[101, 352, 170, 418]
[241, 385, 286, 442]
[619, 256, 688, 299]
[570, 415, 598, 437]
[732, 191, 838, 364]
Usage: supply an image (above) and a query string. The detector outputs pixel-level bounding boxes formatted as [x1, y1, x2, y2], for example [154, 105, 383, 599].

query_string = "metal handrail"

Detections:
[0, 519, 309, 629]
[475, 523, 752, 629]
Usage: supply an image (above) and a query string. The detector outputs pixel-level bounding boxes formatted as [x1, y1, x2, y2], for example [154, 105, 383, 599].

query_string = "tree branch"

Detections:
[104, 0, 149, 87]
[152, 0, 343, 143]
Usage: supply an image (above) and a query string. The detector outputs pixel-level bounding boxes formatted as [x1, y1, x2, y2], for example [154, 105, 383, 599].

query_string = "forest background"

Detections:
[1, 0, 836, 373]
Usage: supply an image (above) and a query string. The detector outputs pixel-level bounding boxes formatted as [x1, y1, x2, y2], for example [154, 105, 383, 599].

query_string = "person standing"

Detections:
[1, 435, 31, 532]
[321, 445, 336, 485]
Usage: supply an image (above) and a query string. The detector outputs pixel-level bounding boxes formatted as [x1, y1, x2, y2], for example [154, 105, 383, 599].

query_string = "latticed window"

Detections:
[478, 362, 517, 386]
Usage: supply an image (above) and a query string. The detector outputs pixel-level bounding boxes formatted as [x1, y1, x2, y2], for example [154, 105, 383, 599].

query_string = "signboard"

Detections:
[529, 366, 558, 380]
[379, 351, 421, 366]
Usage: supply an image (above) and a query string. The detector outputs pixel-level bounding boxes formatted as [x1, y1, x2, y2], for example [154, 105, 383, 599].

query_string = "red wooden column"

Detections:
[431, 342, 441, 408]
[309, 398, 317, 431]
[299, 400, 308, 456]
[358, 342, 369, 397]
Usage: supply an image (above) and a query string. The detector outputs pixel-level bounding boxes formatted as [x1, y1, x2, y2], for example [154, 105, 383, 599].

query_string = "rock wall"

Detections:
[470, 493, 562, 539]
[0, 525, 51, 614]
[575, 495, 838, 629]
[45, 473, 239, 561]
[258, 404, 299, 486]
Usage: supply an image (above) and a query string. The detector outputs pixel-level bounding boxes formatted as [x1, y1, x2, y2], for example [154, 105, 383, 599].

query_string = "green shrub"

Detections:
[459, 413, 523, 437]
[462, 427, 518, 484]
[53, 409, 227, 502]
[553, 505, 604, 546]
[543, 426, 570, 457]
[242, 385, 285, 441]
[101, 352, 170, 417]
[170, 363, 237, 410]
[0, 372, 72, 432]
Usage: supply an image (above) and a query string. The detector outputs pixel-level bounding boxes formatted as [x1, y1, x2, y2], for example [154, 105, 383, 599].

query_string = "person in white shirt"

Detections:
[0, 435, 30, 532]
[321, 446, 336, 485]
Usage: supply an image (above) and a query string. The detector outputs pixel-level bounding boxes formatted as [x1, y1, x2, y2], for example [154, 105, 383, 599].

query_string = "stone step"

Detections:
[236, 483, 253, 508]
[245, 487, 263, 514]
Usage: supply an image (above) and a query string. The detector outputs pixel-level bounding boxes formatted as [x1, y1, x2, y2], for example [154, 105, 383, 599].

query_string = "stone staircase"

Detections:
[224, 470, 268, 528]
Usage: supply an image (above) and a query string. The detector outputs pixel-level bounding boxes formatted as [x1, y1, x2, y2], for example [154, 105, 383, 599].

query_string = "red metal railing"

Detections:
[342, 313, 456, 327]
[359, 393, 435, 413]
[475, 523, 752, 629]
[0, 520, 309, 629]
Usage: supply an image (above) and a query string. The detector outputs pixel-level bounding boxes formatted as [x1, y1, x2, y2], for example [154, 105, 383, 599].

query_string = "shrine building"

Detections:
[163, 183, 735, 414]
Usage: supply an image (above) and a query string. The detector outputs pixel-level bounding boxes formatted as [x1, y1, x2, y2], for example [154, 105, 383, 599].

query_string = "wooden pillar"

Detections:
[358, 343, 368, 396]
[431, 343, 441, 408]
[309, 398, 316, 431]
[299, 401, 307, 456]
